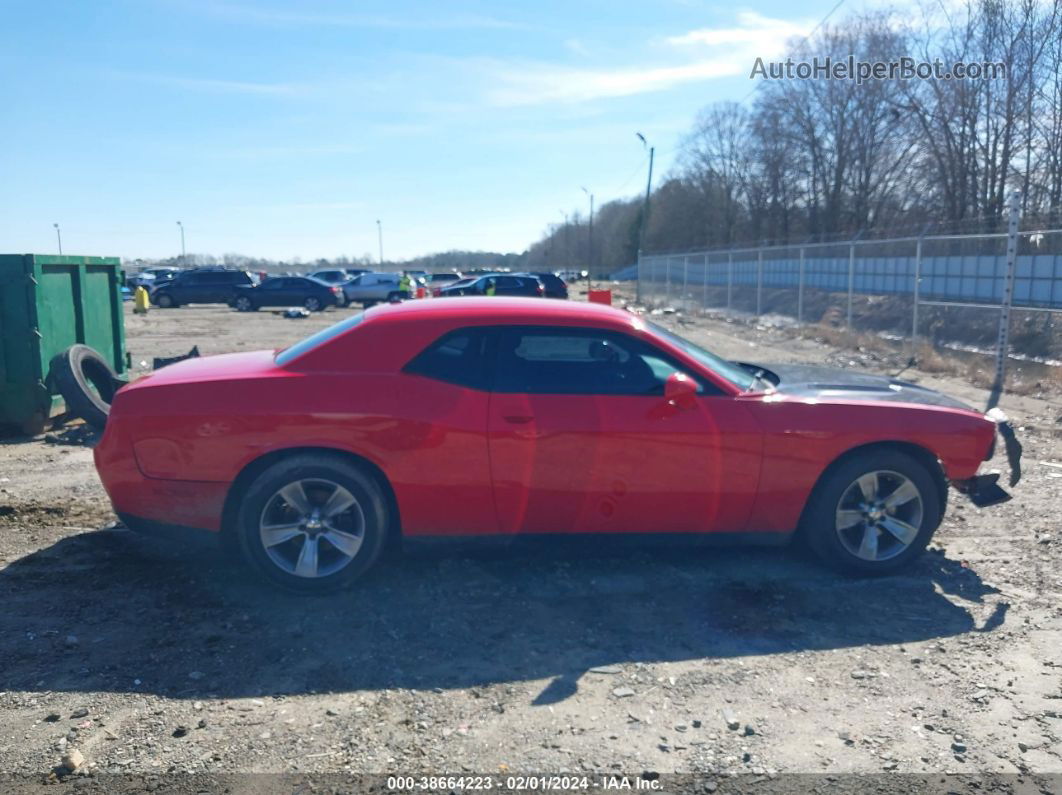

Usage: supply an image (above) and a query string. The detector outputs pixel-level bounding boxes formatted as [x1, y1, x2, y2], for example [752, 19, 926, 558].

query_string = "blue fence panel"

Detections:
[640, 240, 1062, 310]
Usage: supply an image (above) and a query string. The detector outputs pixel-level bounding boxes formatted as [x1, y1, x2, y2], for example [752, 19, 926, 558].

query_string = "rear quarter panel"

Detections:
[744, 396, 994, 532]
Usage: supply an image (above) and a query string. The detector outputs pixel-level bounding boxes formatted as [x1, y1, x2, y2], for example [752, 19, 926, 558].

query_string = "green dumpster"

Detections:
[0, 254, 126, 435]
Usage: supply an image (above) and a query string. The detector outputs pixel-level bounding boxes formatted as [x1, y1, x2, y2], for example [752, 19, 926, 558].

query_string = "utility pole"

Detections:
[635, 133, 654, 256]
[176, 221, 185, 265]
[559, 211, 570, 270]
[376, 220, 384, 266]
[989, 190, 1022, 409]
[53, 223, 62, 256]
[581, 187, 594, 289]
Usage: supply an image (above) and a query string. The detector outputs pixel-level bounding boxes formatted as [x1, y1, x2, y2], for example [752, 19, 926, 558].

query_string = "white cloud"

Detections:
[487, 58, 743, 106]
[114, 71, 302, 96]
[484, 10, 816, 107]
[665, 10, 812, 53]
[202, 3, 521, 30]
[564, 38, 592, 57]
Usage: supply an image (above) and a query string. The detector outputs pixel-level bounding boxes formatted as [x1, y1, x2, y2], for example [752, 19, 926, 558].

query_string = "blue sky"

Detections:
[1, 0, 879, 262]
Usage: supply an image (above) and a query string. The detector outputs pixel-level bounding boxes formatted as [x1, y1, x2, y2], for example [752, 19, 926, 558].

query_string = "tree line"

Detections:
[524, 0, 1062, 274]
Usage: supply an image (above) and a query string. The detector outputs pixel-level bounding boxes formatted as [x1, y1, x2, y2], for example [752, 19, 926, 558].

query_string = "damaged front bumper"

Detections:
[953, 407, 1023, 508]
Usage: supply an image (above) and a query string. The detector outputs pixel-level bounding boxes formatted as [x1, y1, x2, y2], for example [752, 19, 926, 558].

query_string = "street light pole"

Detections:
[635, 133, 654, 256]
[581, 187, 594, 290]
[559, 211, 570, 271]
[53, 223, 62, 256]
[376, 219, 383, 266]
[176, 221, 185, 265]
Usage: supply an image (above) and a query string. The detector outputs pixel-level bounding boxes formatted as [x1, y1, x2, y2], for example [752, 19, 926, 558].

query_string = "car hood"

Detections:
[744, 362, 975, 411]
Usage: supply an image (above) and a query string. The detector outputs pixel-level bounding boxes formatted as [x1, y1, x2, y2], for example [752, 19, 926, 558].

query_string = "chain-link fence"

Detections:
[637, 225, 1062, 382]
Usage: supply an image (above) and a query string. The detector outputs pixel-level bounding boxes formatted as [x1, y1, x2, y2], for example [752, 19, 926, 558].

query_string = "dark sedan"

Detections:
[530, 272, 569, 299]
[439, 273, 543, 297]
[232, 277, 343, 312]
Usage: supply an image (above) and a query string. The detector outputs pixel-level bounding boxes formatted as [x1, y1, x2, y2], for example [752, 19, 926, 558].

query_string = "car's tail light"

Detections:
[537, 284, 545, 296]
[332, 287, 342, 295]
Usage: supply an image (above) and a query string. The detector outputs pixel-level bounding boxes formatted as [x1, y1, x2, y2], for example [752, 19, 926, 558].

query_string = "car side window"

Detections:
[404, 329, 490, 390]
[493, 328, 715, 396]
[261, 279, 284, 290]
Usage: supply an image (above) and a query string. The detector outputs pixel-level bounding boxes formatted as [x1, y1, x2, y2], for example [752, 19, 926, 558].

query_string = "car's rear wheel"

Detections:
[156, 293, 176, 308]
[235, 296, 255, 312]
[305, 296, 322, 311]
[802, 450, 941, 575]
[236, 455, 389, 593]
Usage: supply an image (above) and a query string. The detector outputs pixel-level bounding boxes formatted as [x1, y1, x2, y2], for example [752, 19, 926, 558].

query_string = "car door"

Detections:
[176, 272, 205, 303]
[256, 278, 289, 307]
[486, 326, 763, 535]
[286, 278, 311, 304]
[393, 327, 499, 535]
[493, 276, 522, 296]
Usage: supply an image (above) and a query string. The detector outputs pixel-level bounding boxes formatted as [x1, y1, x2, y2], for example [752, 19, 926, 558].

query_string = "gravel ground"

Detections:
[0, 294, 1060, 792]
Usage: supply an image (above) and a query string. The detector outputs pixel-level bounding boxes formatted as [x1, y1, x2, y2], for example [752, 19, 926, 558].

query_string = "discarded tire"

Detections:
[49, 345, 121, 430]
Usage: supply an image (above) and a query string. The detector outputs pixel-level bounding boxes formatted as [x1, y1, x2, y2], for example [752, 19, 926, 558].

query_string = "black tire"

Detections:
[49, 345, 121, 430]
[304, 296, 323, 312]
[234, 296, 256, 312]
[386, 291, 402, 303]
[801, 450, 941, 576]
[235, 454, 390, 593]
[155, 292, 177, 308]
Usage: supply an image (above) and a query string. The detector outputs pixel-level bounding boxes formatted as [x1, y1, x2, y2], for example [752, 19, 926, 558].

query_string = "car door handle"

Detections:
[503, 415, 534, 424]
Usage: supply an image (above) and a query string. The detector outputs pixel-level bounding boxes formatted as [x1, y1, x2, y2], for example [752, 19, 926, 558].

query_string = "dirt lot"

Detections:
[1, 295, 1061, 791]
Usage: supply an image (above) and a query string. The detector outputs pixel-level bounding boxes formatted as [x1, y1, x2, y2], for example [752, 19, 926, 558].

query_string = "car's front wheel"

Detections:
[802, 450, 941, 575]
[156, 293, 176, 308]
[236, 455, 389, 592]
[234, 296, 256, 312]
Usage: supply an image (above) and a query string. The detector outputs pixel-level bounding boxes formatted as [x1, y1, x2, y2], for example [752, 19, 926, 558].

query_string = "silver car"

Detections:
[344, 271, 407, 306]
[309, 269, 355, 305]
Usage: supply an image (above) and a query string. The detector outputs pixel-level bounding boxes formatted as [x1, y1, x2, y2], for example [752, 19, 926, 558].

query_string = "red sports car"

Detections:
[94, 298, 1016, 592]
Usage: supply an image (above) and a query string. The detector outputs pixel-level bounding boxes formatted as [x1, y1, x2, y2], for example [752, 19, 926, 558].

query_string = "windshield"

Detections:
[647, 321, 756, 391]
[275, 313, 364, 365]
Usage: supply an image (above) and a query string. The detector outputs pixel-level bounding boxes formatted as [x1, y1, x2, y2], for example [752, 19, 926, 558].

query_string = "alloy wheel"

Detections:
[835, 470, 924, 562]
[305, 297, 321, 311]
[258, 478, 365, 578]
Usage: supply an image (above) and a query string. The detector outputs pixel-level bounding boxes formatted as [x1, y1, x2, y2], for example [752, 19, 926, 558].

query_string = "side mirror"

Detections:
[664, 372, 698, 409]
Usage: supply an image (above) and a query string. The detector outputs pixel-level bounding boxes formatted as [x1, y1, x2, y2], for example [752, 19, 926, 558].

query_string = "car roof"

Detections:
[363, 296, 635, 328]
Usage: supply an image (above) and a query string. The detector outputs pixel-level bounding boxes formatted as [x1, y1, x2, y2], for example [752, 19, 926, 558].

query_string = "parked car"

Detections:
[344, 268, 370, 278]
[131, 266, 181, 289]
[344, 271, 407, 306]
[530, 271, 569, 299]
[232, 276, 342, 312]
[428, 272, 463, 296]
[309, 269, 355, 305]
[146, 269, 181, 293]
[94, 298, 1017, 592]
[438, 273, 543, 297]
[151, 268, 258, 308]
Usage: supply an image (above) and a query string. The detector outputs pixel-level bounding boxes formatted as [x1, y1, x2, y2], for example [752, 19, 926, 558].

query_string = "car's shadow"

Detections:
[0, 529, 1005, 704]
